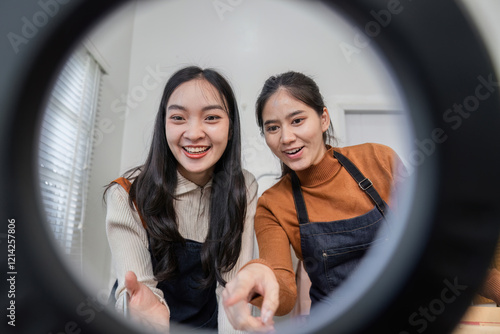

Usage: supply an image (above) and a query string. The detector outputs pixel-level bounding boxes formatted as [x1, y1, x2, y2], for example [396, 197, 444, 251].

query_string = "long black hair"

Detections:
[106, 66, 247, 288]
[255, 71, 336, 176]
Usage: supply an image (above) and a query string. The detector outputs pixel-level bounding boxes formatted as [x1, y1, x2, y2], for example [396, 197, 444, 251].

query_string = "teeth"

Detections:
[184, 146, 210, 154]
[285, 147, 302, 154]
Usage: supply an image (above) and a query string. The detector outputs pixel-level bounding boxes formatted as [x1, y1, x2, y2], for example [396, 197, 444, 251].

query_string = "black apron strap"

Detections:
[291, 171, 309, 225]
[333, 150, 387, 216]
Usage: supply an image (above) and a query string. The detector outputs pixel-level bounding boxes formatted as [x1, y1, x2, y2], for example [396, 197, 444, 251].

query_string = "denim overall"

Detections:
[291, 150, 389, 306]
[149, 239, 218, 329]
[110, 178, 218, 330]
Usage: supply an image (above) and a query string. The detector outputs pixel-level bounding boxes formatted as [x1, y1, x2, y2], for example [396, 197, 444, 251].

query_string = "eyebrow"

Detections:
[167, 104, 225, 112]
[263, 110, 305, 126]
[202, 104, 225, 112]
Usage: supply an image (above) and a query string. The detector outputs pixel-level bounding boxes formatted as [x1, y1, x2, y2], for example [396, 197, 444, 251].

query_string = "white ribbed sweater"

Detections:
[105, 169, 257, 333]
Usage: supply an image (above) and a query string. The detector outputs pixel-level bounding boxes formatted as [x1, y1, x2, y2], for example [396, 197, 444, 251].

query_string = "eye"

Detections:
[291, 118, 305, 125]
[265, 125, 279, 133]
[169, 115, 184, 121]
[205, 115, 221, 122]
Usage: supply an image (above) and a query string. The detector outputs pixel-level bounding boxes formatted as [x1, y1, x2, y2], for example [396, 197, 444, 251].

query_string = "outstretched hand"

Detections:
[124, 271, 170, 332]
[222, 263, 280, 332]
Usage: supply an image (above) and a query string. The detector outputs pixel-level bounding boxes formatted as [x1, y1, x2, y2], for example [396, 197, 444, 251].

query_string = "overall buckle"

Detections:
[359, 178, 373, 191]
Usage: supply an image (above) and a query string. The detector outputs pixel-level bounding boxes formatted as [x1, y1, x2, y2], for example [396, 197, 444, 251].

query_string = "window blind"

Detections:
[38, 46, 102, 273]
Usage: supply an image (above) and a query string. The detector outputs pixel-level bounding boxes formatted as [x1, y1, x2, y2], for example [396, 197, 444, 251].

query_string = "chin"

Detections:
[288, 163, 307, 172]
[185, 166, 209, 174]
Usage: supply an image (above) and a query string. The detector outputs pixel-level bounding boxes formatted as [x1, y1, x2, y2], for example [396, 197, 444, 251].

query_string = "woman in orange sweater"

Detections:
[222, 71, 403, 332]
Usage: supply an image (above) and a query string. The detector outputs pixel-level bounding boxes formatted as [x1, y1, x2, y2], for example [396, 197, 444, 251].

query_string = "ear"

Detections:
[321, 107, 331, 133]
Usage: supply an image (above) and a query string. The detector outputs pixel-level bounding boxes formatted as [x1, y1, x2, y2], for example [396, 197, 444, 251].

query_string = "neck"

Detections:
[178, 167, 213, 187]
[294, 146, 339, 187]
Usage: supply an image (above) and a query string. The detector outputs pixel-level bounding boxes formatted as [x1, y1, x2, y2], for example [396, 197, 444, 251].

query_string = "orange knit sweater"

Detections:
[248, 143, 401, 316]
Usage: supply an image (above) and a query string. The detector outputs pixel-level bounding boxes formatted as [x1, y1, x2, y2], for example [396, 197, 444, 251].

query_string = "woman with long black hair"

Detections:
[105, 66, 257, 332]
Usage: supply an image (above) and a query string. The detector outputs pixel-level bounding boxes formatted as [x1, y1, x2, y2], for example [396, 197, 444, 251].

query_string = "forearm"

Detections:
[106, 186, 166, 311]
[242, 259, 297, 316]
[253, 199, 298, 316]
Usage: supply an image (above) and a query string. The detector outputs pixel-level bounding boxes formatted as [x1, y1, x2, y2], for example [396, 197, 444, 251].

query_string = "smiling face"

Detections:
[262, 89, 330, 172]
[165, 79, 230, 186]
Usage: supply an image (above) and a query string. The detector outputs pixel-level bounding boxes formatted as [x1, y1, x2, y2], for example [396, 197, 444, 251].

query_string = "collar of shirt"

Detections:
[175, 170, 213, 196]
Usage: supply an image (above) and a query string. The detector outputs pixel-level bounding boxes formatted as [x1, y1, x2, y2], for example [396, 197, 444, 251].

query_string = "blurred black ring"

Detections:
[1, 0, 500, 333]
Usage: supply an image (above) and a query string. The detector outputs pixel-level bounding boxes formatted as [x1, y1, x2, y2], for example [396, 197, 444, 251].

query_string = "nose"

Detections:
[183, 120, 205, 141]
[280, 125, 296, 145]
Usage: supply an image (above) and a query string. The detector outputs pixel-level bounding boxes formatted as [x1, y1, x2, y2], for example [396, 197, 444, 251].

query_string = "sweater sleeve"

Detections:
[217, 170, 258, 334]
[105, 184, 168, 313]
[245, 194, 297, 316]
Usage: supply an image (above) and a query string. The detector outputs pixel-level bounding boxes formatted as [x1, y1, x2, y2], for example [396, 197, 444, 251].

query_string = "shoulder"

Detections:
[105, 182, 139, 224]
[105, 182, 135, 221]
[242, 168, 257, 184]
[106, 181, 129, 201]
[257, 174, 292, 207]
[105, 167, 140, 195]
[242, 169, 258, 194]
[336, 143, 395, 166]
[337, 143, 395, 158]
[105, 173, 140, 209]
[335, 143, 400, 179]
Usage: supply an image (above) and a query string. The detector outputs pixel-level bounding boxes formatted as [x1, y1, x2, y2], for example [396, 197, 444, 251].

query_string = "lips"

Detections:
[182, 145, 212, 159]
[283, 146, 304, 155]
[183, 146, 211, 154]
